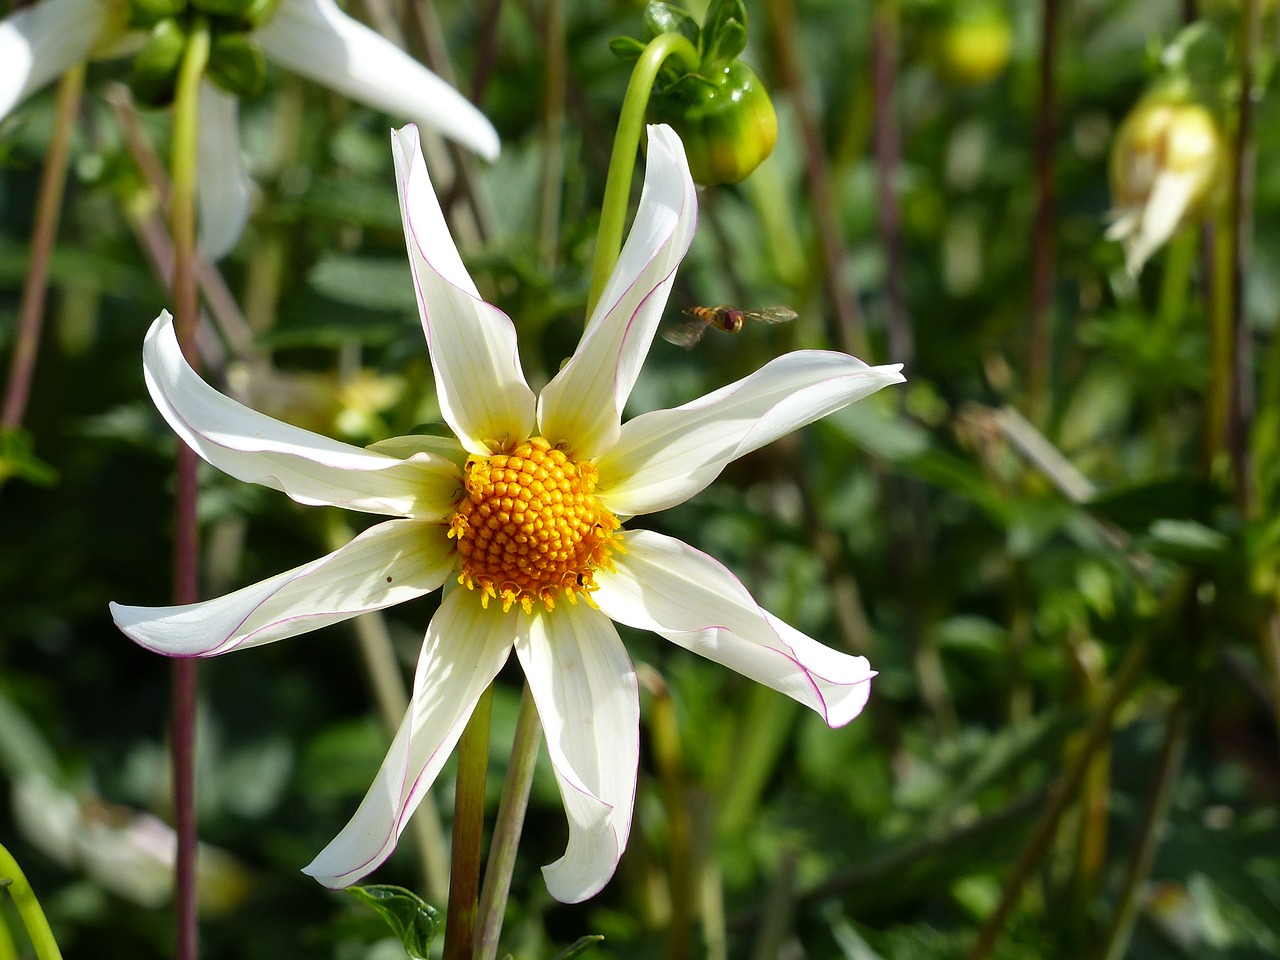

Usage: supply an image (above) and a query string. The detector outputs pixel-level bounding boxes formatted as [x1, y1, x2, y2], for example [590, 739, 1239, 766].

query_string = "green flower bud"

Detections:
[190, 0, 258, 19]
[128, 0, 187, 29]
[129, 17, 188, 108]
[207, 32, 266, 98]
[930, 2, 1012, 87]
[240, 0, 281, 30]
[647, 61, 777, 186]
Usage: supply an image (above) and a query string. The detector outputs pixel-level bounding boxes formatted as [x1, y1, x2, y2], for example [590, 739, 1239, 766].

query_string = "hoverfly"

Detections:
[662, 304, 799, 348]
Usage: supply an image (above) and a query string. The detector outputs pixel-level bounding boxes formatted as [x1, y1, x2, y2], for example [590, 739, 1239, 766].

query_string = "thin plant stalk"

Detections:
[2, 65, 84, 430]
[1094, 690, 1193, 960]
[1025, 0, 1059, 424]
[872, 0, 910, 367]
[0, 904, 17, 960]
[443, 686, 494, 960]
[475, 685, 541, 960]
[0, 844, 63, 960]
[963, 579, 1183, 960]
[586, 31, 701, 315]
[535, 0, 566, 268]
[765, 0, 866, 356]
[168, 22, 211, 960]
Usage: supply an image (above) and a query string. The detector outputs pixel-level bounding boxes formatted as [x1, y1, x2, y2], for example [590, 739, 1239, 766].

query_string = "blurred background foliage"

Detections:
[2, 0, 1280, 957]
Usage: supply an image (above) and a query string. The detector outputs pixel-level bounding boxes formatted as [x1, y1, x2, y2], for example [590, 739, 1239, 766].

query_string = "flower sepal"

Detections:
[128, 16, 188, 107]
[207, 29, 265, 97]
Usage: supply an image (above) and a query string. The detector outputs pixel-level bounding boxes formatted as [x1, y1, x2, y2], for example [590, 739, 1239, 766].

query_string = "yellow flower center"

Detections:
[447, 437, 622, 614]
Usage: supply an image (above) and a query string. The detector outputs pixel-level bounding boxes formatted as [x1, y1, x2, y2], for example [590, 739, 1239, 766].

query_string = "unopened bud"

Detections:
[129, 17, 188, 108]
[207, 31, 266, 98]
[1106, 92, 1224, 275]
[647, 61, 777, 186]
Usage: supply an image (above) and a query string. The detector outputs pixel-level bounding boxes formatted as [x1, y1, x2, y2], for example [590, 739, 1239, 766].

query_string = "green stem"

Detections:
[0, 844, 64, 960]
[167, 23, 210, 960]
[475, 684, 541, 960]
[0, 904, 17, 960]
[442, 685, 494, 960]
[586, 31, 701, 316]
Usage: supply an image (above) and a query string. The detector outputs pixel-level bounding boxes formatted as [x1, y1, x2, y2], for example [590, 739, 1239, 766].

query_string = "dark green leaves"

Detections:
[346, 885, 439, 960]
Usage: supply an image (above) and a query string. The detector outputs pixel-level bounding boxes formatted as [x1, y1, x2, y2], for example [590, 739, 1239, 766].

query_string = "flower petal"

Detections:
[596, 350, 905, 517]
[391, 125, 536, 452]
[111, 519, 453, 657]
[256, 0, 499, 161]
[594, 530, 874, 727]
[515, 602, 638, 903]
[0, 0, 103, 122]
[196, 82, 253, 260]
[537, 124, 698, 458]
[144, 312, 460, 518]
[303, 588, 514, 888]
[1122, 169, 1198, 276]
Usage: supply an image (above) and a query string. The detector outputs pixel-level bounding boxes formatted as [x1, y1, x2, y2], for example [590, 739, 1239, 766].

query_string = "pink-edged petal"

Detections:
[256, 0, 499, 161]
[0, 0, 103, 121]
[302, 588, 515, 888]
[537, 124, 698, 459]
[196, 82, 253, 260]
[515, 602, 638, 903]
[391, 125, 535, 453]
[144, 313, 460, 518]
[111, 519, 453, 657]
[597, 350, 905, 517]
[594, 530, 874, 727]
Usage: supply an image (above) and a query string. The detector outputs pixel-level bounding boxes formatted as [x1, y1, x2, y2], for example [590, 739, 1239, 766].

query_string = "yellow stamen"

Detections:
[448, 437, 622, 613]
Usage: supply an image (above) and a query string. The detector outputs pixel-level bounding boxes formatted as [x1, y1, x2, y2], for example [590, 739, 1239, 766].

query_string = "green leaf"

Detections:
[643, 2, 700, 46]
[551, 935, 605, 959]
[308, 255, 416, 311]
[700, 0, 748, 68]
[0, 427, 59, 488]
[1142, 519, 1231, 564]
[1088, 476, 1221, 531]
[346, 885, 439, 960]
[608, 35, 647, 63]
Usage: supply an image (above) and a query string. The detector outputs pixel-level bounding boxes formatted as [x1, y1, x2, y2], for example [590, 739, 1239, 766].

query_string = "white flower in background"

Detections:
[111, 122, 904, 903]
[0, 0, 500, 258]
[1106, 92, 1223, 276]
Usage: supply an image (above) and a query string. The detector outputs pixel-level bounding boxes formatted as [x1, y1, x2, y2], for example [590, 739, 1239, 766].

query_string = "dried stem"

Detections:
[168, 23, 211, 960]
[535, 0, 566, 268]
[2, 66, 83, 430]
[1024, 0, 1059, 423]
[765, 0, 866, 356]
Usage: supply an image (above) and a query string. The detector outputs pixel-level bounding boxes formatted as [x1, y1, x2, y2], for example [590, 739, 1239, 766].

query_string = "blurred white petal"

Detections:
[257, 0, 499, 160]
[196, 82, 253, 260]
[0, 0, 104, 121]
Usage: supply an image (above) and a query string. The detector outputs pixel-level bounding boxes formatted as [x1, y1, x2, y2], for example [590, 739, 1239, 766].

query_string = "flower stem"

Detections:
[0, 843, 64, 960]
[2, 65, 84, 430]
[475, 684, 541, 960]
[168, 21, 211, 960]
[586, 31, 701, 316]
[442, 684, 494, 960]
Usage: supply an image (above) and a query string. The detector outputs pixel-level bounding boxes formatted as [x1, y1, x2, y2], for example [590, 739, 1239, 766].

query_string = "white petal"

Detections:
[537, 125, 698, 458]
[303, 588, 515, 887]
[0, 0, 103, 121]
[1124, 170, 1197, 276]
[111, 519, 453, 657]
[391, 126, 535, 452]
[256, 0, 499, 161]
[596, 351, 905, 517]
[594, 530, 875, 727]
[516, 603, 638, 903]
[196, 82, 253, 260]
[144, 313, 461, 518]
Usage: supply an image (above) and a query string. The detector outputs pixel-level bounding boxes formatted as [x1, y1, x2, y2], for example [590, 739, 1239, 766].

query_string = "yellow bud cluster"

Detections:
[448, 437, 621, 614]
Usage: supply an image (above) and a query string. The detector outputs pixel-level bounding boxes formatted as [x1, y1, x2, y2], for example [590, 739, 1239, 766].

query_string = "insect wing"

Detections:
[662, 316, 712, 348]
[741, 306, 799, 326]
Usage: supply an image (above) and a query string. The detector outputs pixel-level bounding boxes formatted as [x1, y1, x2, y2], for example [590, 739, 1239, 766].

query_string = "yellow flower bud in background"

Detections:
[930, 1, 1012, 87]
[1105, 92, 1225, 276]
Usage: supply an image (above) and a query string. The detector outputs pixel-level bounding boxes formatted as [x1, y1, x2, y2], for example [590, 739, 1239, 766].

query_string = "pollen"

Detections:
[447, 437, 622, 614]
